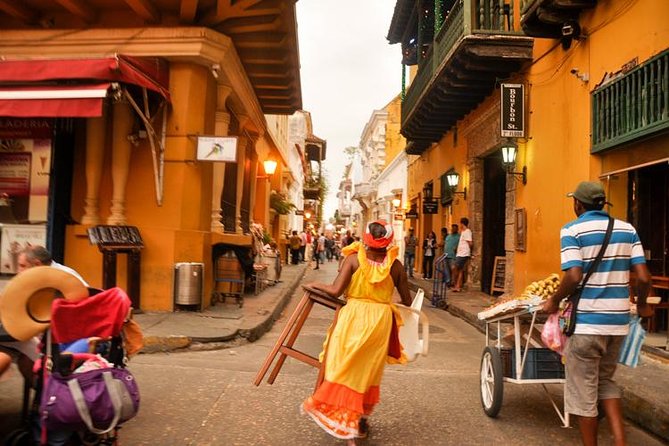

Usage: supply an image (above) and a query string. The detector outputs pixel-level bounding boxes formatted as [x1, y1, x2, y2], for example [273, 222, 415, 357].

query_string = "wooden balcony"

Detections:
[401, 0, 533, 152]
[592, 49, 669, 153]
[520, 0, 598, 38]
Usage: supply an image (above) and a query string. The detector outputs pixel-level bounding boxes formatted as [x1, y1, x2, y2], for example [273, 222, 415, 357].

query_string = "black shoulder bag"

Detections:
[562, 216, 614, 336]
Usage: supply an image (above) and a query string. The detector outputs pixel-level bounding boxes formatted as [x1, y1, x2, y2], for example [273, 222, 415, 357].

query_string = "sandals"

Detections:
[357, 417, 369, 439]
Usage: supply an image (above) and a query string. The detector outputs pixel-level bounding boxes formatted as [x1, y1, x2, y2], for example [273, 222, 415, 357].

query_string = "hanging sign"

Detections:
[500, 84, 525, 138]
[422, 199, 439, 215]
[196, 136, 238, 162]
[405, 205, 419, 219]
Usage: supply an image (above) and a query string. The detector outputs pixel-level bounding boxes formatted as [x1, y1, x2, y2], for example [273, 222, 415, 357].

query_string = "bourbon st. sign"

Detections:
[500, 84, 525, 138]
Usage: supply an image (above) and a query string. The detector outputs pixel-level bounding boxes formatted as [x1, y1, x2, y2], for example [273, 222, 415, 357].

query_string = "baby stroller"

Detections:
[4, 283, 141, 446]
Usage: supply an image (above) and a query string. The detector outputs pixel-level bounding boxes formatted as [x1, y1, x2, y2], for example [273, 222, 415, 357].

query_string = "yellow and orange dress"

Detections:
[302, 242, 407, 439]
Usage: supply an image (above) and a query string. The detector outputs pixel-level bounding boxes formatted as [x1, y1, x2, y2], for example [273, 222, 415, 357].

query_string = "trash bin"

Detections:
[174, 262, 204, 307]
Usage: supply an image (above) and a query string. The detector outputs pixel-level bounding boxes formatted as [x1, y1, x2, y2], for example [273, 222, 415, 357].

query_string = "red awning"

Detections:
[0, 83, 112, 118]
[0, 55, 169, 100]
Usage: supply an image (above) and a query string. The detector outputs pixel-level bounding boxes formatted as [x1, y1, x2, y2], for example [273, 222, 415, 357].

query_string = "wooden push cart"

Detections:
[478, 299, 570, 427]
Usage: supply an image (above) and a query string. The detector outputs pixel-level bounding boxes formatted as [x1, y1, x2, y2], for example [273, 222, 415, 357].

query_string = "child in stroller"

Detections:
[0, 267, 142, 446]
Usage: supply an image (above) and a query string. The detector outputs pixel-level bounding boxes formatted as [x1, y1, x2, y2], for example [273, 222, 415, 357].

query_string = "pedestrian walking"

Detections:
[289, 230, 301, 265]
[452, 217, 472, 292]
[314, 233, 326, 270]
[444, 223, 460, 287]
[299, 230, 308, 262]
[403, 228, 417, 278]
[302, 220, 412, 445]
[542, 181, 653, 446]
[422, 231, 437, 279]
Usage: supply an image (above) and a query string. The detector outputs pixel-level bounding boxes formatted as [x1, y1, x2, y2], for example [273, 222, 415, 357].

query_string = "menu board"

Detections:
[0, 223, 46, 274]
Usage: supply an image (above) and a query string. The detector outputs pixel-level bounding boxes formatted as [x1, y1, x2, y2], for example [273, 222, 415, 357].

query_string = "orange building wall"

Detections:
[66, 63, 218, 310]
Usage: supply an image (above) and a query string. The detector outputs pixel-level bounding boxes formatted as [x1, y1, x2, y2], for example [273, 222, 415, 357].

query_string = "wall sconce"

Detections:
[392, 198, 401, 209]
[263, 159, 278, 176]
[501, 141, 527, 185]
[446, 171, 467, 200]
[304, 211, 311, 220]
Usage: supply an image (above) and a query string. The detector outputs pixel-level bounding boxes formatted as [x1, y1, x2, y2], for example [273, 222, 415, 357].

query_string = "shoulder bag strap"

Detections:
[581, 216, 615, 288]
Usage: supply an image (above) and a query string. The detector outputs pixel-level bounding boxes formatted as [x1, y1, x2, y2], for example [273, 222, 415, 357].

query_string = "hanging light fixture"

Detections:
[263, 159, 278, 176]
[500, 141, 527, 185]
[446, 171, 466, 200]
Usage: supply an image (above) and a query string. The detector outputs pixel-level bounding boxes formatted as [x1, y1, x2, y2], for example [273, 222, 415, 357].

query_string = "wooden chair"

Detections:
[254, 286, 345, 388]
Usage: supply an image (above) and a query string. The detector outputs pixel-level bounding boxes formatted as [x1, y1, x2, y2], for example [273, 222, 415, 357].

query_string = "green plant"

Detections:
[270, 191, 296, 215]
[262, 230, 272, 245]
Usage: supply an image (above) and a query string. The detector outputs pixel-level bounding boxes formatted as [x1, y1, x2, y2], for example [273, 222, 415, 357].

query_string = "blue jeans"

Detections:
[404, 253, 415, 277]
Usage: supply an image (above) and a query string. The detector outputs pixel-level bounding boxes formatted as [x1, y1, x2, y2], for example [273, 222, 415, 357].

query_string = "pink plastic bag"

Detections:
[541, 313, 567, 355]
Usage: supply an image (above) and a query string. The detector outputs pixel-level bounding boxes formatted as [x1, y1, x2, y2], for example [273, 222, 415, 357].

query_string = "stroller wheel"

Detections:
[3, 429, 31, 446]
[436, 299, 448, 310]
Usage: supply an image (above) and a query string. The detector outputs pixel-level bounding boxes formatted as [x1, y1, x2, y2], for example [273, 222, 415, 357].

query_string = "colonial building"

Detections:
[0, 1, 301, 310]
[388, 0, 668, 299]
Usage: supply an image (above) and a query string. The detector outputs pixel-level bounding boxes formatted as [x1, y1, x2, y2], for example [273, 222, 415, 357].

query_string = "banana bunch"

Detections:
[518, 273, 560, 300]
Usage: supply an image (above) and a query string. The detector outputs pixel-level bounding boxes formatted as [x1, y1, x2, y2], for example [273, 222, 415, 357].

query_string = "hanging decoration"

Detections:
[435, 0, 443, 35]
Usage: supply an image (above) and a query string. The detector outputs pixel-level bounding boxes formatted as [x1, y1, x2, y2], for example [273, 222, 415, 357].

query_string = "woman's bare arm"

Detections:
[306, 254, 358, 298]
[391, 259, 412, 306]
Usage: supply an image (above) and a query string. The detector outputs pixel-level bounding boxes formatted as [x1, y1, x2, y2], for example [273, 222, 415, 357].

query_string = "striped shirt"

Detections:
[560, 210, 646, 335]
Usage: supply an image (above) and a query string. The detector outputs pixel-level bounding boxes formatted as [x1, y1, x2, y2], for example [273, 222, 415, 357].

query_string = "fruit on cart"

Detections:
[518, 273, 561, 300]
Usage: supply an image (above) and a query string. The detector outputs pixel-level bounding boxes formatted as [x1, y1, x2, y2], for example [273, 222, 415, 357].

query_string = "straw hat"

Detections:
[0, 266, 89, 341]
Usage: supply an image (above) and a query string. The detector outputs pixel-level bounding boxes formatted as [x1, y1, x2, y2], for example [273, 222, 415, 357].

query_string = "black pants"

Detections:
[423, 255, 434, 279]
[290, 249, 300, 265]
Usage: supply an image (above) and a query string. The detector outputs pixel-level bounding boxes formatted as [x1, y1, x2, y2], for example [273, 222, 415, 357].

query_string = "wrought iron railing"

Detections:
[403, 0, 519, 124]
[240, 207, 250, 234]
[222, 199, 236, 233]
[592, 50, 669, 153]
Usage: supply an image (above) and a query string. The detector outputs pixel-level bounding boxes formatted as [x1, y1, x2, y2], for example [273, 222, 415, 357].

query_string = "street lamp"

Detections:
[263, 159, 278, 176]
[304, 211, 311, 220]
[392, 198, 401, 209]
[501, 141, 527, 185]
[446, 171, 467, 200]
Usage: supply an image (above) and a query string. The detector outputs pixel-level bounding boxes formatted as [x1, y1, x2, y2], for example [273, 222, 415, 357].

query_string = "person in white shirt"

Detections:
[17, 245, 89, 286]
[452, 217, 472, 292]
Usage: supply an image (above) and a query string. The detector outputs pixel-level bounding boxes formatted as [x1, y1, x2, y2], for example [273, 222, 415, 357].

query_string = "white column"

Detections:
[107, 100, 133, 225]
[211, 85, 233, 232]
[81, 112, 106, 225]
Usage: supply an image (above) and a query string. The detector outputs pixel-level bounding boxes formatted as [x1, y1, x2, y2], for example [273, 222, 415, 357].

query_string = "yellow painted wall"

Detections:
[66, 63, 218, 310]
[512, 0, 669, 293]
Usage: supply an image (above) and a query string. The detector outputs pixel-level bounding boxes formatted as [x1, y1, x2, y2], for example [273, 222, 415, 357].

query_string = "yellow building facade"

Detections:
[393, 0, 669, 294]
[0, 3, 301, 310]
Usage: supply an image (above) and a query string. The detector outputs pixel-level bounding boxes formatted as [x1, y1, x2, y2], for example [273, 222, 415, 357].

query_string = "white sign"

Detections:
[196, 136, 238, 162]
[0, 223, 46, 274]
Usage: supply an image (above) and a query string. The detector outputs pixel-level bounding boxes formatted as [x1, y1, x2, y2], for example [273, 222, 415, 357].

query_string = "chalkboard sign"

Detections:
[491, 256, 506, 294]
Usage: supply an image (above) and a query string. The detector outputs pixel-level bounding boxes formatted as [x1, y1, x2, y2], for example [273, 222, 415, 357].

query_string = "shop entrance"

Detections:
[481, 154, 507, 294]
[628, 162, 669, 276]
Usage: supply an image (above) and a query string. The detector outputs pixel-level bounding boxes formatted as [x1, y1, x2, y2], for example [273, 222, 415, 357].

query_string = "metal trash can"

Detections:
[174, 262, 204, 306]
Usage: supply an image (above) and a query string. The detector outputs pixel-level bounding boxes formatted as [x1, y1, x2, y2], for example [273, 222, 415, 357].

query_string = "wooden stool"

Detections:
[254, 286, 345, 386]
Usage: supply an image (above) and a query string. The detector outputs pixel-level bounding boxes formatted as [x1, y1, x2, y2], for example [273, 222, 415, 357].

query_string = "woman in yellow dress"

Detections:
[302, 220, 412, 445]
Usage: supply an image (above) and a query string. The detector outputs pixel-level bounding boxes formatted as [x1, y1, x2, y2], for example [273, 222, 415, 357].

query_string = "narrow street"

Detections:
[112, 260, 663, 446]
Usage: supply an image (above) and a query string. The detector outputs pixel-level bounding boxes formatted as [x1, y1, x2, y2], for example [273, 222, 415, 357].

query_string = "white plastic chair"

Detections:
[396, 288, 429, 362]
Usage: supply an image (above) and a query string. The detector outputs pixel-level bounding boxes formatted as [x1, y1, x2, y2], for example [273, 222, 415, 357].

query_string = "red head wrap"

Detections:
[363, 220, 394, 249]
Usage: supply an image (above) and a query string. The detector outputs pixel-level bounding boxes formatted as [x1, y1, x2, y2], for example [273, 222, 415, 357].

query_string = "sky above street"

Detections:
[295, 0, 402, 223]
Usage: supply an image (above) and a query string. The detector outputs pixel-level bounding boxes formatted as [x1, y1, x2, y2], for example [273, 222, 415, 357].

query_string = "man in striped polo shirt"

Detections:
[543, 181, 653, 446]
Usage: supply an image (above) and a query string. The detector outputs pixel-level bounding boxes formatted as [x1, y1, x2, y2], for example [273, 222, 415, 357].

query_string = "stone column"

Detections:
[107, 100, 133, 225]
[211, 85, 232, 232]
[234, 135, 248, 234]
[81, 112, 106, 225]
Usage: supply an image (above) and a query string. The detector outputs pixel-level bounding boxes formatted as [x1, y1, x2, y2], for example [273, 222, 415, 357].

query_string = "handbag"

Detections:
[41, 365, 140, 434]
[560, 217, 614, 336]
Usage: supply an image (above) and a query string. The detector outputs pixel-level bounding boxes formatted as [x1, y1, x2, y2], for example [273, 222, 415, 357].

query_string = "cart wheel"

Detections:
[436, 299, 448, 310]
[480, 346, 504, 417]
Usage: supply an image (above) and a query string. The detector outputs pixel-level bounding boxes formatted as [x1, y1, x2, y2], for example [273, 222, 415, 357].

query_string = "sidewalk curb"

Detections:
[139, 264, 308, 353]
[238, 265, 307, 342]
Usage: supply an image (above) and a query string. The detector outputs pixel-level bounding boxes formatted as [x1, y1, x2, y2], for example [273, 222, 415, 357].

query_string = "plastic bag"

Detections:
[541, 313, 567, 355]
[618, 315, 646, 368]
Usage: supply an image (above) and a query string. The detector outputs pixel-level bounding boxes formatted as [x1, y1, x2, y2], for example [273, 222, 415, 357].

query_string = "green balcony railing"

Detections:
[592, 49, 669, 153]
[403, 0, 519, 124]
